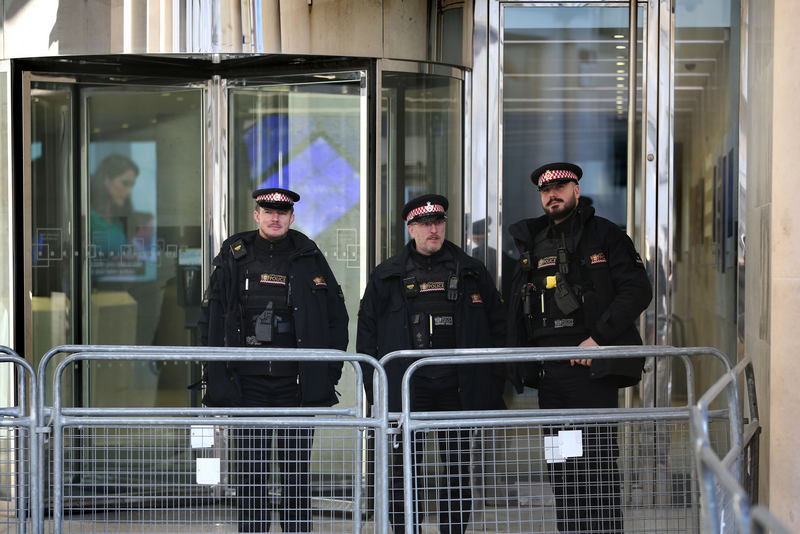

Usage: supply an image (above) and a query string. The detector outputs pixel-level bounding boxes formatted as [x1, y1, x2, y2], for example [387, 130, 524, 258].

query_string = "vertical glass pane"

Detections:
[230, 77, 365, 356]
[381, 72, 463, 260]
[85, 88, 204, 407]
[0, 66, 9, 350]
[229, 74, 366, 509]
[672, 0, 740, 401]
[0, 65, 12, 409]
[501, 6, 644, 298]
[29, 83, 76, 386]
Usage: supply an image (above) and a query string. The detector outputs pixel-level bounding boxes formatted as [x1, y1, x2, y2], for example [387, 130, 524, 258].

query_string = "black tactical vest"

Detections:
[405, 250, 458, 378]
[526, 216, 588, 345]
[234, 251, 298, 376]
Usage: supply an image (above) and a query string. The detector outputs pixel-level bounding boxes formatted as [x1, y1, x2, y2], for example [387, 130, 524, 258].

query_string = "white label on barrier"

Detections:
[191, 425, 215, 448]
[196, 458, 220, 485]
[559, 430, 583, 458]
[544, 436, 566, 463]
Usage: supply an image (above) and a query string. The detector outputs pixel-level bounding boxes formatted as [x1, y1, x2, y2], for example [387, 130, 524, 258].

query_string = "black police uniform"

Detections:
[357, 238, 506, 534]
[198, 228, 348, 533]
[506, 202, 652, 534]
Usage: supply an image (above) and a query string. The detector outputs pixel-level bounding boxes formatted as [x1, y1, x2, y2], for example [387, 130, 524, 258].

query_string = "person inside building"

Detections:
[197, 187, 348, 533]
[357, 194, 506, 534]
[506, 162, 652, 533]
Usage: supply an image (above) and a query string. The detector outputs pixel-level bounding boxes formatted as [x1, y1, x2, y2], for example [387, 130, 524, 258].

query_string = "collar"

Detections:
[255, 232, 293, 252]
[410, 243, 450, 265]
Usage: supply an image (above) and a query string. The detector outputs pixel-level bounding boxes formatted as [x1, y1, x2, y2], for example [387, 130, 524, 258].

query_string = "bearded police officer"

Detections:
[197, 188, 348, 533]
[507, 163, 652, 533]
[357, 194, 506, 534]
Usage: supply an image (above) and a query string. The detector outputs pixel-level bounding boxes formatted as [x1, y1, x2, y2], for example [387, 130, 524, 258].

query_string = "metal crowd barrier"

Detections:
[0, 342, 789, 534]
[385, 346, 738, 534]
[0, 346, 37, 534]
[35, 345, 389, 534]
[691, 352, 795, 534]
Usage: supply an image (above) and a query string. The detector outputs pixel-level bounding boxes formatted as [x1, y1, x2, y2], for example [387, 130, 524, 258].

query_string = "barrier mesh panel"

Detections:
[401, 418, 730, 534]
[51, 423, 375, 533]
[0, 425, 30, 534]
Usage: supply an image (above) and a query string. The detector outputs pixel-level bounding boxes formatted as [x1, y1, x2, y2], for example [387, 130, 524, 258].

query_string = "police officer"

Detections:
[357, 194, 506, 534]
[197, 188, 348, 533]
[506, 163, 652, 533]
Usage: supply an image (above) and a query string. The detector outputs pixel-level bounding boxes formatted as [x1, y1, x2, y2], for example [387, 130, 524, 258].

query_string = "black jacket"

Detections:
[197, 229, 348, 407]
[356, 240, 507, 412]
[507, 205, 652, 390]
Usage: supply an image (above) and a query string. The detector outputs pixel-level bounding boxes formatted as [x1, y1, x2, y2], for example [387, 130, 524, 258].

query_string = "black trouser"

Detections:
[236, 375, 314, 533]
[537, 361, 623, 534]
[389, 375, 472, 534]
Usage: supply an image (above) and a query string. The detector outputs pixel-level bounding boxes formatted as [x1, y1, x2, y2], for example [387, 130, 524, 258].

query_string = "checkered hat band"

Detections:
[406, 203, 445, 222]
[257, 192, 293, 203]
[538, 170, 578, 186]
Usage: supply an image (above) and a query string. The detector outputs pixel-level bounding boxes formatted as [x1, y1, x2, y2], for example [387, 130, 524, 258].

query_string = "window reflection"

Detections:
[84, 89, 203, 407]
[230, 78, 365, 355]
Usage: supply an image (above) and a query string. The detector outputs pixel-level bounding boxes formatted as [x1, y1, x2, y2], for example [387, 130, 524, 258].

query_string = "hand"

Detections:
[570, 337, 599, 366]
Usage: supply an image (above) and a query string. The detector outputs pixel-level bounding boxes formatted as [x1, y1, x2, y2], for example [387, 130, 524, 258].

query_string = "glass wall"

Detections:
[500, 5, 644, 302]
[380, 70, 463, 261]
[671, 0, 740, 402]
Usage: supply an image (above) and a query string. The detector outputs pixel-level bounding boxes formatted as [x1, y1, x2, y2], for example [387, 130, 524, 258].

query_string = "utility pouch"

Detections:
[522, 283, 536, 316]
[255, 302, 274, 343]
[553, 273, 581, 316]
[410, 313, 430, 349]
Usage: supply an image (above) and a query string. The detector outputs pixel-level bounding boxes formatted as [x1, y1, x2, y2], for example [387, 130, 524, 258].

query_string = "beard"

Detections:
[544, 193, 578, 221]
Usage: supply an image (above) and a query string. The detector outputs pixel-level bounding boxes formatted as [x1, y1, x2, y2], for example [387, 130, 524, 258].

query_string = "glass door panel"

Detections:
[500, 4, 645, 300]
[26, 81, 77, 406]
[83, 87, 205, 407]
[229, 73, 367, 357]
[228, 71, 368, 510]
[380, 70, 464, 260]
[25, 78, 206, 409]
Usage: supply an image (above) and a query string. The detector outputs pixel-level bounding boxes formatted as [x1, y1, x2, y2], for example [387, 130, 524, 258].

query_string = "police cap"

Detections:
[530, 162, 583, 191]
[401, 194, 449, 224]
[253, 188, 300, 210]
[472, 217, 492, 238]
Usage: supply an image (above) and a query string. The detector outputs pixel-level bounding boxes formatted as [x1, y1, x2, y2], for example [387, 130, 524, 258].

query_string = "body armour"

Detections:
[405, 249, 458, 379]
[525, 214, 589, 346]
[234, 238, 298, 376]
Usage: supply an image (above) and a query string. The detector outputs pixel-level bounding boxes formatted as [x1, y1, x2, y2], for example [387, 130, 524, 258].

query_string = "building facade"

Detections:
[0, 0, 796, 524]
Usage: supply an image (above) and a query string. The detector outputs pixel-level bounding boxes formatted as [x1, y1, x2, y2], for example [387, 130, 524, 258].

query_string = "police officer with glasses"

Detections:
[357, 194, 506, 534]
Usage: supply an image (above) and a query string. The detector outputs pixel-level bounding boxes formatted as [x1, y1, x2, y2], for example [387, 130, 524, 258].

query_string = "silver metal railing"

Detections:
[691, 352, 795, 534]
[0, 343, 791, 533]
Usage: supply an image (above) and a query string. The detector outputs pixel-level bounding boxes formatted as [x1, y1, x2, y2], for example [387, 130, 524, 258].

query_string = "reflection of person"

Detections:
[472, 217, 516, 303]
[506, 163, 652, 533]
[357, 194, 506, 534]
[90, 154, 150, 258]
[197, 188, 348, 533]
